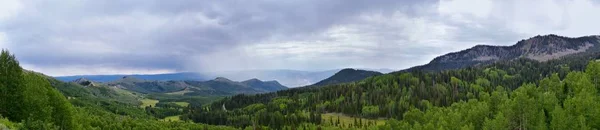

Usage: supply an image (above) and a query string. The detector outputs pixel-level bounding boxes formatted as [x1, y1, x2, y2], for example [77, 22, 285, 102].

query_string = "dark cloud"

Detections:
[0, 0, 436, 75]
[1, 0, 598, 76]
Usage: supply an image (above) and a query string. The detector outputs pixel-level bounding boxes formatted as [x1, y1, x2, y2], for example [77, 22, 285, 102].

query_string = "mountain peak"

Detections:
[339, 68, 358, 72]
[72, 77, 95, 86]
[244, 78, 262, 82]
[214, 77, 233, 82]
[241, 78, 287, 91]
[407, 34, 600, 72]
[264, 80, 282, 85]
[312, 68, 383, 86]
[72, 77, 90, 82]
[115, 76, 144, 83]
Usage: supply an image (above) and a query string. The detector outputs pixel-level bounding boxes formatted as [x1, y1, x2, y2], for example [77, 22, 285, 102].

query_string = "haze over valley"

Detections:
[2, 0, 600, 129]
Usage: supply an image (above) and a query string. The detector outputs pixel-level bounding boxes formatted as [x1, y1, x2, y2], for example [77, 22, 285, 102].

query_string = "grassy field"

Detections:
[111, 87, 142, 104]
[321, 113, 386, 128]
[140, 99, 159, 108]
[161, 115, 181, 122]
[174, 102, 189, 107]
[164, 89, 192, 95]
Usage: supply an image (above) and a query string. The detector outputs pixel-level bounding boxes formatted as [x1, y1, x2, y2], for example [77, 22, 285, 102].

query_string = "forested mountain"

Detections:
[4, 34, 600, 130]
[105, 76, 191, 94]
[0, 50, 237, 129]
[72, 78, 97, 87]
[405, 34, 600, 72]
[56, 72, 208, 83]
[56, 69, 340, 88]
[103, 76, 287, 95]
[242, 78, 289, 92]
[56, 69, 391, 88]
[182, 34, 600, 129]
[312, 68, 383, 86]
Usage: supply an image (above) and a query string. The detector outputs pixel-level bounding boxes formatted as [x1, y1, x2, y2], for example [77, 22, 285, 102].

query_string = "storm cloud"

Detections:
[0, 0, 599, 76]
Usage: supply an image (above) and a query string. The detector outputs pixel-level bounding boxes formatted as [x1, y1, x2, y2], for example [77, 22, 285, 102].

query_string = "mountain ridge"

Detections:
[95, 76, 288, 95]
[311, 68, 383, 86]
[55, 68, 393, 87]
[404, 34, 600, 72]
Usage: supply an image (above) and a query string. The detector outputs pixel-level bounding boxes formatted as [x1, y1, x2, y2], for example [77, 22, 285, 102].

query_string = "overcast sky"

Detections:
[0, 0, 599, 76]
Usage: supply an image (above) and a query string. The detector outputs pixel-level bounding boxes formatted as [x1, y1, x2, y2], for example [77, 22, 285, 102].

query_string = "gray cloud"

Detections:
[0, 0, 599, 76]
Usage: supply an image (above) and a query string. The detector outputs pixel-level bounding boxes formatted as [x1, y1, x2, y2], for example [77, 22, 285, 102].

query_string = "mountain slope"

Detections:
[55, 70, 336, 88]
[203, 69, 340, 87]
[56, 69, 391, 88]
[405, 34, 600, 72]
[242, 78, 288, 92]
[311, 68, 383, 86]
[55, 72, 207, 83]
[100, 76, 286, 95]
[105, 76, 190, 94]
[190, 34, 600, 129]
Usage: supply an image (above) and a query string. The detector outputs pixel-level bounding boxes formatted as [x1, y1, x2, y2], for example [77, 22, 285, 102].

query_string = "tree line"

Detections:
[185, 52, 600, 129]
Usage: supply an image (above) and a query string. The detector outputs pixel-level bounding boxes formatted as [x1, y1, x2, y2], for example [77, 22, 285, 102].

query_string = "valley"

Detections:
[2, 34, 600, 130]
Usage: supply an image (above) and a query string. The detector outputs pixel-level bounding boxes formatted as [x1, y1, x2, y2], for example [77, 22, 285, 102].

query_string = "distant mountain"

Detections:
[55, 70, 334, 88]
[358, 68, 394, 73]
[56, 69, 393, 88]
[105, 76, 191, 94]
[206, 69, 340, 87]
[101, 76, 286, 95]
[71, 78, 97, 87]
[55, 72, 207, 83]
[312, 68, 383, 86]
[242, 78, 288, 92]
[404, 34, 600, 72]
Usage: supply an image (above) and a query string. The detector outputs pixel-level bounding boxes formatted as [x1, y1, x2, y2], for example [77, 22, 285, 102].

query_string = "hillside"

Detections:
[185, 34, 600, 129]
[102, 76, 286, 95]
[312, 68, 383, 86]
[55, 72, 208, 83]
[56, 69, 391, 88]
[0, 50, 237, 129]
[242, 78, 288, 92]
[55, 70, 338, 88]
[5, 34, 600, 129]
[105, 76, 191, 94]
[404, 34, 600, 72]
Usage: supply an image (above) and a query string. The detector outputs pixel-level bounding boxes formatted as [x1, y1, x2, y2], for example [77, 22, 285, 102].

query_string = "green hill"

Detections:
[0, 50, 237, 130]
[312, 68, 383, 86]
[183, 34, 600, 129]
[103, 76, 287, 96]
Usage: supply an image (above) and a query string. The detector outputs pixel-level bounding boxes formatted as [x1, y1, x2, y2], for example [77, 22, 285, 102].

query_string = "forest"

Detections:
[2, 48, 600, 130]
[0, 50, 236, 130]
[183, 52, 600, 130]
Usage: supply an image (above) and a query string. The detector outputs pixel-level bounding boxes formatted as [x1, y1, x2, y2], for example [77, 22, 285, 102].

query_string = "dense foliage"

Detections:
[0, 50, 77, 129]
[185, 52, 600, 129]
[3, 47, 600, 129]
[312, 68, 383, 86]
[0, 50, 236, 130]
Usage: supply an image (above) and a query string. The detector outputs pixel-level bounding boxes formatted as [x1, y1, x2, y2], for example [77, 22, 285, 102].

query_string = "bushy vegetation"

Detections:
[186, 52, 600, 129]
[3, 46, 600, 129]
[0, 50, 77, 129]
[0, 50, 236, 130]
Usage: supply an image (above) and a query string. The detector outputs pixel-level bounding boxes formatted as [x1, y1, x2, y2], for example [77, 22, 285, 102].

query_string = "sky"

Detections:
[0, 0, 599, 76]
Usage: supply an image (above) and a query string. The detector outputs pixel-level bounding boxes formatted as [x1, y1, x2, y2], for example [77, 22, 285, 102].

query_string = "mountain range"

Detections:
[5, 34, 600, 129]
[56, 68, 392, 88]
[404, 34, 600, 72]
[56, 72, 208, 83]
[56, 34, 600, 98]
[311, 68, 383, 86]
[72, 76, 287, 95]
[190, 34, 600, 129]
